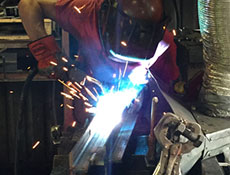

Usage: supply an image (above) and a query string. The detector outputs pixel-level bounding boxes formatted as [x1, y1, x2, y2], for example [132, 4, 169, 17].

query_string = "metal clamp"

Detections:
[153, 112, 204, 175]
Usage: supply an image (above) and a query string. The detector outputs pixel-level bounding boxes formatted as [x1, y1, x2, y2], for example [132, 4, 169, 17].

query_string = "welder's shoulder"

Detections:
[55, 0, 103, 36]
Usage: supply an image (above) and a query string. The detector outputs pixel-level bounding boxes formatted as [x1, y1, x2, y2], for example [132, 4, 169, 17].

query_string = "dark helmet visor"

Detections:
[98, 3, 167, 62]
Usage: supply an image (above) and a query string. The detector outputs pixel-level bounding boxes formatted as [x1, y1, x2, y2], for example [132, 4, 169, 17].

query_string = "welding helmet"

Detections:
[98, 0, 167, 63]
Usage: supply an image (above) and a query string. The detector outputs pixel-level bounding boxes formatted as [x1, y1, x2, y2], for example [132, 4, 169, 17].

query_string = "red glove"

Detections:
[28, 35, 60, 69]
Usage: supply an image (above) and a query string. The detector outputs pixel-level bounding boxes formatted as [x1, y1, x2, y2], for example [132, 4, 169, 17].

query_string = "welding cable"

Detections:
[172, 0, 180, 29]
[14, 67, 38, 175]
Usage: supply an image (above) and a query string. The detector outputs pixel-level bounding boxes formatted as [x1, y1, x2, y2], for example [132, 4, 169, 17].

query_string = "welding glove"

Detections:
[28, 35, 70, 80]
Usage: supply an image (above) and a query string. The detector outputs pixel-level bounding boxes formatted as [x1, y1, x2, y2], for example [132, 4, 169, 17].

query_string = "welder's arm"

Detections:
[18, 0, 57, 40]
[18, 0, 66, 78]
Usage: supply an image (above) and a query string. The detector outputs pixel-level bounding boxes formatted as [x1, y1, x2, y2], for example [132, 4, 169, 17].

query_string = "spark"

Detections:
[50, 61, 57, 66]
[66, 104, 74, 109]
[172, 29, 177, 36]
[117, 68, 122, 90]
[9, 90, 14, 94]
[93, 87, 99, 97]
[32, 141, 40, 149]
[67, 81, 72, 86]
[62, 57, 68, 62]
[84, 101, 93, 108]
[121, 41, 127, 47]
[74, 81, 83, 89]
[110, 85, 115, 92]
[86, 76, 104, 94]
[73, 4, 86, 14]
[69, 91, 81, 99]
[60, 92, 74, 100]
[163, 26, 166, 30]
[27, 66, 31, 70]
[74, 55, 79, 59]
[63, 67, 68, 72]
[58, 79, 78, 93]
[69, 83, 81, 93]
[84, 87, 98, 102]
[79, 93, 89, 101]
[113, 74, 116, 78]
[60, 104, 64, 107]
[85, 107, 96, 113]
[72, 121, 77, 127]
[122, 61, 128, 77]
[80, 77, 86, 86]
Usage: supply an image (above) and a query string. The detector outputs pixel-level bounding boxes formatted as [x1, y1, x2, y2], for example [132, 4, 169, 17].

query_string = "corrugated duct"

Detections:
[198, 0, 230, 117]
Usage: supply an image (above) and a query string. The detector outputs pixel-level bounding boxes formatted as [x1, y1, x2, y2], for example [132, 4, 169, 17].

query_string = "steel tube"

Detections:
[198, 0, 230, 117]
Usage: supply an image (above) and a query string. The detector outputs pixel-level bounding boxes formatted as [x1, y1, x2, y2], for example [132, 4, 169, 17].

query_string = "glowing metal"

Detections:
[89, 87, 141, 135]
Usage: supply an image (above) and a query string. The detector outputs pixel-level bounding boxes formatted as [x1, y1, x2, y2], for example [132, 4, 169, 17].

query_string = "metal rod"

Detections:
[146, 96, 158, 163]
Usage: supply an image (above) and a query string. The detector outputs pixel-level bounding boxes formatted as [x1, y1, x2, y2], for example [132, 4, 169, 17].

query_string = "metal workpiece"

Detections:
[188, 111, 230, 167]
[69, 104, 141, 174]
[198, 0, 230, 117]
[146, 96, 159, 164]
[202, 157, 225, 175]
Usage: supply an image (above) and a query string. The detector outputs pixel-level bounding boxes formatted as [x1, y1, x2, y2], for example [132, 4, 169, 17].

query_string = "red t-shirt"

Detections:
[56, 0, 179, 84]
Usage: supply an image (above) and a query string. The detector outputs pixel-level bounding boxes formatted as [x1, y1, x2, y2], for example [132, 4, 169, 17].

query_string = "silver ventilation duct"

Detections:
[198, 0, 230, 117]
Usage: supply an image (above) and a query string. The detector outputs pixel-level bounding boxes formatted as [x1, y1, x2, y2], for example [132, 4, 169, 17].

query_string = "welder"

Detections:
[18, 0, 179, 131]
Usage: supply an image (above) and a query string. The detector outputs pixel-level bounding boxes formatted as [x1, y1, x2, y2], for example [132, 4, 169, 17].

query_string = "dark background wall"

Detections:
[0, 81, 63, 175]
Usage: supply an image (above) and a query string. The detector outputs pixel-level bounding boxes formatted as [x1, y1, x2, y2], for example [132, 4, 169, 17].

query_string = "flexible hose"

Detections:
[14, 68, 38, 175]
